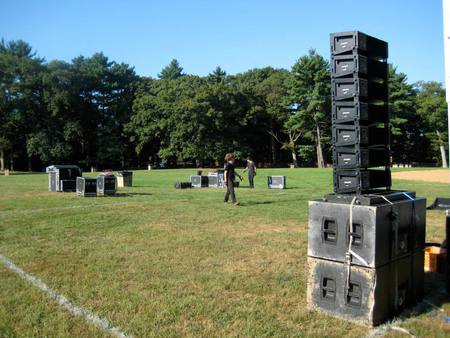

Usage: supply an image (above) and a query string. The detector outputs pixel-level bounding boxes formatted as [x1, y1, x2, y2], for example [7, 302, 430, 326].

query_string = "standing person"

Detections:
[244, 158, 257, 189]
[224, 153, 243, 205]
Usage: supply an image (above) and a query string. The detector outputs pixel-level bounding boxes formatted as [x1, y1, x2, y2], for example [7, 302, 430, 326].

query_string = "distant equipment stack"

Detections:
[47, 165, 82, 192]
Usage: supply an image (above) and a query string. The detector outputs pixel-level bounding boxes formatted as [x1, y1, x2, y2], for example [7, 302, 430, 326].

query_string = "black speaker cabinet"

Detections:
[60, 180, 76, 192]
[308, 197, 426, 267]
[333, 169, 391, 194]
[332, 100, 388, 124]
[76, 177, 97, 197]
[333, 124, 388, 147]
[332, 78, 388, 102]
[307, 253, 423, 327]
[174, 182, 192, 189]
[207, 172, 225, 188]
[330, 31, 388, 59]
[333, 146, 389, 169]
[47, 165, 82, 192]
[190, 175, 209, 188]
[331, 54, 388, 79]
[268, 176, 286, 189]
[97, 175, 116, 196]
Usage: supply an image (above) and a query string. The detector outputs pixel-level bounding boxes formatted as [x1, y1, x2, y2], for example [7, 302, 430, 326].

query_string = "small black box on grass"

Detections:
[97, 175, 116, 196]
[268, 176, 286, 189]
[190, 175, 209, 188]
[60, 180, 77, 192]
[208, 170, 225, 188]
[117, 171, 132, 187]
[46, 165, 82, 192]
[76, 177, 97, 197]
[175, 182, 192, 189]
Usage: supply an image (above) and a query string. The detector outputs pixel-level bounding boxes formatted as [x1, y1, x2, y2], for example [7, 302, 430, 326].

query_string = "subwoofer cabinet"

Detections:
[190, 175, 209, 188]
[308, 195, 426, 268]
[307, 252, 424, 327]
[97, 175, 116, 196]
[76, 177, 97, 197]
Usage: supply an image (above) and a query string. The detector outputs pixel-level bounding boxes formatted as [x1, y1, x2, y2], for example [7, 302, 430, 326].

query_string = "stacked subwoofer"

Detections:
[330, 31, 391, 194]
[307, 193, 426, 326]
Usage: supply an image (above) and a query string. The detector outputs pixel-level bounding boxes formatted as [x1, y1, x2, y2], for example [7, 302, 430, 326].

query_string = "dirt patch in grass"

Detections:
[392, 169, 450, 183]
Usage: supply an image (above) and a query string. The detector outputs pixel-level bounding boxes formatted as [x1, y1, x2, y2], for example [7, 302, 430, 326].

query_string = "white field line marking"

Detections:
[0, 254, 132, 338]
[0, 202, 134, 215]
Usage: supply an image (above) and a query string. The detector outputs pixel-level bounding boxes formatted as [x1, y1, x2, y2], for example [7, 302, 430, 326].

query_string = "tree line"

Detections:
[0, 39, 448, 171]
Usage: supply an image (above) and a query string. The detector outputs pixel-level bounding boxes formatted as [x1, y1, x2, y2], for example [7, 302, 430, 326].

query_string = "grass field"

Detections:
[1, 168, 449, 337]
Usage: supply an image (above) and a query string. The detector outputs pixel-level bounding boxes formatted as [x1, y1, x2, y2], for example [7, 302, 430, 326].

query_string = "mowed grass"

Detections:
[0, 168, 449, 337]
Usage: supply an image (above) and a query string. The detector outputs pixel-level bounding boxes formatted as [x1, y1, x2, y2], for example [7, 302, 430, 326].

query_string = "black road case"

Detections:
[47, 165, 82, 192]
[268, 175, 286, 189]
[97, 175, 116, 196]
[190, 175, 209, 188]
[76, 177, 97, 197]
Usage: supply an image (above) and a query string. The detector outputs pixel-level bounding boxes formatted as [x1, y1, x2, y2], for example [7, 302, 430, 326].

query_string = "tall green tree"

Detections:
[26, 60, 77, 164]
[0, 39, 45, 170]
[208, 66, 227, 83]
[68, 53, 137, 169]
[415, 81, 448, 166]
[286, 49, 330, 167]
[233, 67, 290, 163]
[388, 66, 424, 164]
[158, 59, 184, 80]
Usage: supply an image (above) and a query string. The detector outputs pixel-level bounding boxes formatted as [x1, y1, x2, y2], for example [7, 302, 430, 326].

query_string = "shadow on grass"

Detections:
[1, 171, 45, 176]
[242, 200, 277, 206]
[108, 192, 153, 197]
[388, 272, 450, 325]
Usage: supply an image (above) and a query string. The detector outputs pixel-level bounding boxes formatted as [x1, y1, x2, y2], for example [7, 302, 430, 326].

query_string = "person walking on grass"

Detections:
[243, 158, 257, 189]
[224, 153, 243, 206]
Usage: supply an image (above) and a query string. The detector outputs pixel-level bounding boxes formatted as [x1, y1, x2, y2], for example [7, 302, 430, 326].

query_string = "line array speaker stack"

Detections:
[306, 32, 426, 326]
[330, 31, 390, 194]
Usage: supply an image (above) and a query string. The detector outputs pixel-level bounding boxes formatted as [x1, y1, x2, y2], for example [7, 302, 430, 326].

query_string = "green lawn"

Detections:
[0, 168, 449, 337]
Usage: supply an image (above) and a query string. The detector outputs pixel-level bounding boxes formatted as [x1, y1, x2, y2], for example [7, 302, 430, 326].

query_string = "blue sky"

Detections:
[0, 0, 445, 84]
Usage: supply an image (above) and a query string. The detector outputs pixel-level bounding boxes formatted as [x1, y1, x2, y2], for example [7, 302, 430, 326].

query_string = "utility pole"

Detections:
[444, 0, 450, 167]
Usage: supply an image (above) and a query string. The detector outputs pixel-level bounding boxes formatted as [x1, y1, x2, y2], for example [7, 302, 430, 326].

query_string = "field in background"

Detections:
[1, 168, 449, 337]
[391, 169, 450, 184]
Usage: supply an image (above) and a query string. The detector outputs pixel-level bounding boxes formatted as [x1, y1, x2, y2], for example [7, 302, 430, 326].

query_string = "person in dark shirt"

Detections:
[243, 158, 257, 189]
[224, 153, 243, 205]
